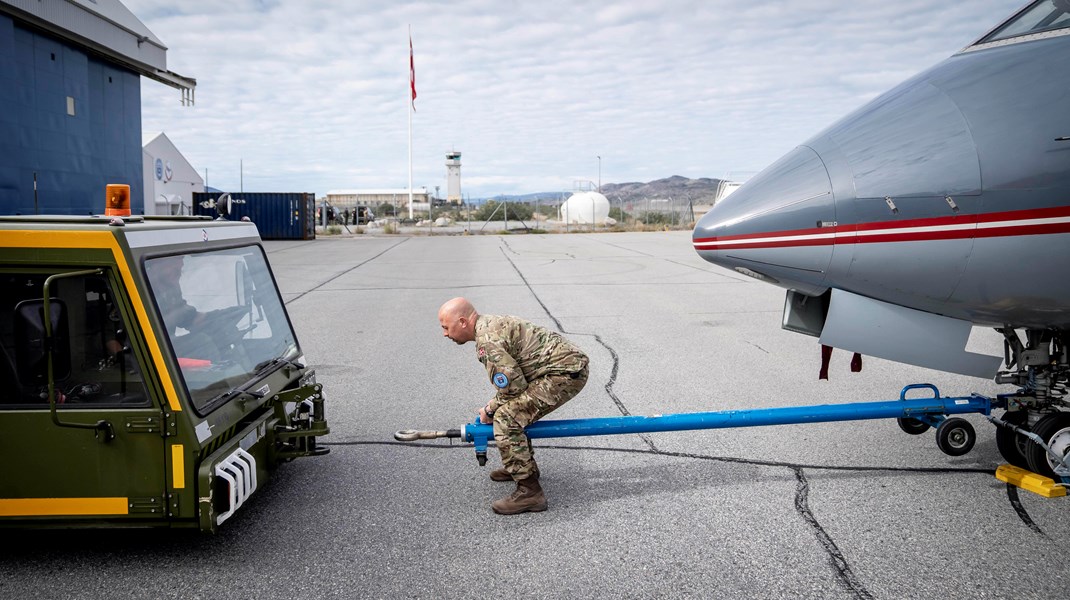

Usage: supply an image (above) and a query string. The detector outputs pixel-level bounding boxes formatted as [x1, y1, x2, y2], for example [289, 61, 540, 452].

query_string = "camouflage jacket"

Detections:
[475, 314, 588, 412]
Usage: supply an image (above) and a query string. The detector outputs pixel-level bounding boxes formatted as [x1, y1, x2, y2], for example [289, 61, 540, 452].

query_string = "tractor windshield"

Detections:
[145, 246, 298, 414]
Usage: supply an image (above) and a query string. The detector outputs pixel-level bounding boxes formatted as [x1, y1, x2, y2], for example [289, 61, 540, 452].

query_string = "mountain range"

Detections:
[481, 175, 726, 205]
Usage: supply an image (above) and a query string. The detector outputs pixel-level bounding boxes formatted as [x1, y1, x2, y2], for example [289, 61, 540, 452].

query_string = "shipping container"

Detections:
[193, 192, 316, 240]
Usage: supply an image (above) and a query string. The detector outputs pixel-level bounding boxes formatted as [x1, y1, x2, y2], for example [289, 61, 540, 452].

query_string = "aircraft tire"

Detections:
[936, 417, 975, 456]
[994, 410, 1030, 469]
[1024, 412, 1070, 479]
[897, 417, 930, 435]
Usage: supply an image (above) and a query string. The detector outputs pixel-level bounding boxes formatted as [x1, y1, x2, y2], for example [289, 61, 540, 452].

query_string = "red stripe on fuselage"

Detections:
[693, 205, 1070, 250]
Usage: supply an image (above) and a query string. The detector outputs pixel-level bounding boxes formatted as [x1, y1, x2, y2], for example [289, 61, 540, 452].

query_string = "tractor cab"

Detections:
[0, 186, 329, 532]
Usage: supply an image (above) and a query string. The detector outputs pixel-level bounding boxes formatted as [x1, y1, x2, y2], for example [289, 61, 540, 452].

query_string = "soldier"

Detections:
[438, 297, 588, 514]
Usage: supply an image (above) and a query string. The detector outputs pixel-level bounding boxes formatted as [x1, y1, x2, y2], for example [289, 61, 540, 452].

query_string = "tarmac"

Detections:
[2, 230, 1067, 599]
[314, 213, 697, 237]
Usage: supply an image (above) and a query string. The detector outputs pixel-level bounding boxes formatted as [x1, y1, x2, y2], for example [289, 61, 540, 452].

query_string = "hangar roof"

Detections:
[0, 0, 195, 96]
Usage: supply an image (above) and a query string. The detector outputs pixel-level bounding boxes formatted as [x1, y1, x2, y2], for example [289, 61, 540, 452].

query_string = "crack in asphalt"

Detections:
[501, 237, 574, 259]
[263, 240, 319, 254]
[586, 236, 751, 280]
[499, 246, 658, 451]
[334, 437, 1021, 598]
[284, 238, 409, 305]
[501, 238, 522, 256]
[1005, 484, 1048, 537]
[746, 341, 770, 354]
[793, 467, 875, 599]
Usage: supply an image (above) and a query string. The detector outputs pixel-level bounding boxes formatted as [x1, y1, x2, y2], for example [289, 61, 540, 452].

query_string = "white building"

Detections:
[559, 191, 610, 224]
[325, 189, 430, 209]
[142, 132, 203, 215]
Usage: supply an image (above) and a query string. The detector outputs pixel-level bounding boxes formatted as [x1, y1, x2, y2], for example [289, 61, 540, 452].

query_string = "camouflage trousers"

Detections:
[493, 366, 588, 481]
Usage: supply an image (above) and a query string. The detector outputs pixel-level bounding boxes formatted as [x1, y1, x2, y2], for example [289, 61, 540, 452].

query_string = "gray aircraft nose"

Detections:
[693, 145, 835, 294]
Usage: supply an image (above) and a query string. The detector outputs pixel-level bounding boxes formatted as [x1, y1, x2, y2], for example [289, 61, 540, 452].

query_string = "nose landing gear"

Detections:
[1024, 412, 1070, 479]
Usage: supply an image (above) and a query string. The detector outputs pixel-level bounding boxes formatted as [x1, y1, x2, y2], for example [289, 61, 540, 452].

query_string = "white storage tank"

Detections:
[559, 191, 610, 224]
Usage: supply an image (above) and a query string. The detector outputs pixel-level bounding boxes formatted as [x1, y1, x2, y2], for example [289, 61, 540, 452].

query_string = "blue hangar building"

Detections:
[0, 0, 194, 215]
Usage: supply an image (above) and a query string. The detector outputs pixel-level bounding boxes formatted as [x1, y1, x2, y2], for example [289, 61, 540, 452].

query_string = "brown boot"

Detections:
[489, 467, 538, 482]
[491, 476, 547, 515]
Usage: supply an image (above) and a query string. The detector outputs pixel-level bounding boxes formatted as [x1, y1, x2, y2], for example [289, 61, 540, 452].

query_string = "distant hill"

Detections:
[481, 176, 724, 205]
[601, 176, 723, 206]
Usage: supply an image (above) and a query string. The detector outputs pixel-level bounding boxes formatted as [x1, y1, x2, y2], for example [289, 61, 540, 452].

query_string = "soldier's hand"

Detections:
[479, 406, 492, 424]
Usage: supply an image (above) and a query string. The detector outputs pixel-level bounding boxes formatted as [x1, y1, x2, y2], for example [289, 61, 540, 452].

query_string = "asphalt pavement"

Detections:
[2, 230, 1066, 599]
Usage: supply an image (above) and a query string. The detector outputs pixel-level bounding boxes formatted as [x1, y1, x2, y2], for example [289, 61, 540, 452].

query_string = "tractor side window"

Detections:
[0, 271, 150, 408]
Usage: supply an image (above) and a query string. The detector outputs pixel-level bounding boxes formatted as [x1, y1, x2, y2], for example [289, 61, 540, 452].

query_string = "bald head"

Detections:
[438, 297, 479, 344]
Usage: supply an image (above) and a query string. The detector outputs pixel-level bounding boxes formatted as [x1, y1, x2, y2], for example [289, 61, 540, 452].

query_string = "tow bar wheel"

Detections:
[897, 417, 931, 435]
[936, 417, 976, 456]
[1024, 412, 1070, 479]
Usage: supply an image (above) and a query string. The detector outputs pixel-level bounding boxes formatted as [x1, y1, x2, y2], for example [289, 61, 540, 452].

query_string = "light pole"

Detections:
[596, 156, 602, 231]
[425, 186, 431, 234]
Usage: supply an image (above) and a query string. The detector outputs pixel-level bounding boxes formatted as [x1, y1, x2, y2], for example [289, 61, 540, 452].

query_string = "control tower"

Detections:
[446, 151, 462, 204]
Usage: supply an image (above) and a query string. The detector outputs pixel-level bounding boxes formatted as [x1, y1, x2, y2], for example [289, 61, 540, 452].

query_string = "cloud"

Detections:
[130, 0, 1026, 198]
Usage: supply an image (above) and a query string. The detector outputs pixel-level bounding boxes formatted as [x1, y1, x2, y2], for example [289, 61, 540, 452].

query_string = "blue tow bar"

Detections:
[395, 384, 999, 465]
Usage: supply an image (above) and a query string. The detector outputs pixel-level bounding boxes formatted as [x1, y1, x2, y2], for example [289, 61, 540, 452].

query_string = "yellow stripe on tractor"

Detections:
[0, 497, 129, 516]
[172, 444, 186, 489]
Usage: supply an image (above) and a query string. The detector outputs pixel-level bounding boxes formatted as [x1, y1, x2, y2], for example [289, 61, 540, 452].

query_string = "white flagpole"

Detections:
[408, 26, 414, 220]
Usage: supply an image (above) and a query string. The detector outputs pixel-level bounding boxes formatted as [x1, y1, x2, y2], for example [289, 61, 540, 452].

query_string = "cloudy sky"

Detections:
[129, 0, 1026, 199]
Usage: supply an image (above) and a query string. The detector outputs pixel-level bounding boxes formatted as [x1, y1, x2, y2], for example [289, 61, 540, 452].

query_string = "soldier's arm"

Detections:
[483, 340, 529, 413]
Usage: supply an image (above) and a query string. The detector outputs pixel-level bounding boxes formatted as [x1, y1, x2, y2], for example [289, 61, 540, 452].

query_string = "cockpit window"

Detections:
[980, 0, 1070, 43]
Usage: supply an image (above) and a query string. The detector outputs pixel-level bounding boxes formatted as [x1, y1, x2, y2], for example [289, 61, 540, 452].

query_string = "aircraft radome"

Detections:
[693, 0, 1070, 480]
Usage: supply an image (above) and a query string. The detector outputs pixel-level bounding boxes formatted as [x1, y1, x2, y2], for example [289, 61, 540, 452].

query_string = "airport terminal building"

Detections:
[325, 189, 432, 212]
[0, 0, 193, 215]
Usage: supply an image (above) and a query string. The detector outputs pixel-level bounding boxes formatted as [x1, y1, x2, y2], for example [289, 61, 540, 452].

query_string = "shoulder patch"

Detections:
[492, 373, 509, 388]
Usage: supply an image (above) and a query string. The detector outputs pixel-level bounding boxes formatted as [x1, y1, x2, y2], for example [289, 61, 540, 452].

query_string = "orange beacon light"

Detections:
[105, 184, 131, 216]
